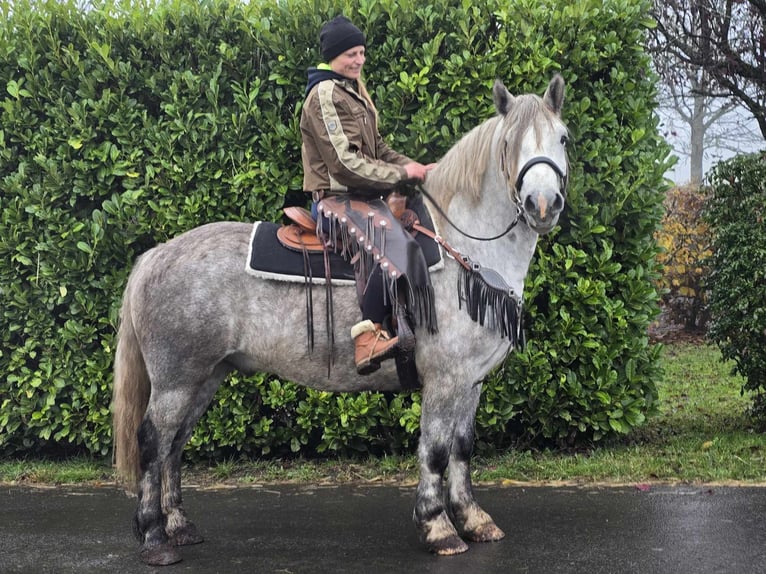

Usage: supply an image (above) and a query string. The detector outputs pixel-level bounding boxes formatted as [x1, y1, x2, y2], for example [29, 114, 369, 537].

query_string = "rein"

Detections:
[416, 185, 523, 242]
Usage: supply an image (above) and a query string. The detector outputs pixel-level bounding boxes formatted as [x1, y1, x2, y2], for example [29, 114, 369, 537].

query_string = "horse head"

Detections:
[493, 75, 568, 235]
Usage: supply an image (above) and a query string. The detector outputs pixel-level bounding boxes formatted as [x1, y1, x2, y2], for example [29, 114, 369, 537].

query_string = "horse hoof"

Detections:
[171, 523, 205, 546]
[139, 543, 183, 566]
[464, 522, 506, 543]
[430, 535, 469, 556]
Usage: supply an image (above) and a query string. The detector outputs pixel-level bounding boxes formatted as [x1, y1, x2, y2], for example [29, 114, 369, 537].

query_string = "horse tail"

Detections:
[112, 271, 150, 494]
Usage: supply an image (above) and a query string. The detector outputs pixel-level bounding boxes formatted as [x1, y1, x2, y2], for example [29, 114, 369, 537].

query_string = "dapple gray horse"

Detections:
[112, 75, 568, 565]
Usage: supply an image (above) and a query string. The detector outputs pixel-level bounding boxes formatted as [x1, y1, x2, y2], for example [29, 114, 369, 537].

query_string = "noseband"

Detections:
[513, 156, 568, 202]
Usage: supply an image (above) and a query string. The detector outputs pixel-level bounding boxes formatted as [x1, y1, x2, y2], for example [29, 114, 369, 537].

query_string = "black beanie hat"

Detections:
[320, 16, 366, 62]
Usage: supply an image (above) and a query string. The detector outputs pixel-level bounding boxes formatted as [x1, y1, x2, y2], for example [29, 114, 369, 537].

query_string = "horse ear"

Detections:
[543, 74, 565, 115]
[493, 79, 514, 116]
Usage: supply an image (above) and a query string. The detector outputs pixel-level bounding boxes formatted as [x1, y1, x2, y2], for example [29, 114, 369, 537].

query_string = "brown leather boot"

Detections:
[351, 320, 399, 375]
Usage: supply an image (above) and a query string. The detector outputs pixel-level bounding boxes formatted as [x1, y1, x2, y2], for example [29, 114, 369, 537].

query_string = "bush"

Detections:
[654, 184, 712, 331]
[0, 0, 669, 457]
[705, 152, 766, 413]
[489, 0, 669, 444]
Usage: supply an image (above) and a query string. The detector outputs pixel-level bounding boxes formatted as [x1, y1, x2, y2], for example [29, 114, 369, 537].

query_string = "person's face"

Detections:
[329, 45, 365, 80]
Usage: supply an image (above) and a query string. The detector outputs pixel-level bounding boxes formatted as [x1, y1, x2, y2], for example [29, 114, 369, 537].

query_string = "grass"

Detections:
[474, 341, 765, 485]
[1, 342, 764, 487]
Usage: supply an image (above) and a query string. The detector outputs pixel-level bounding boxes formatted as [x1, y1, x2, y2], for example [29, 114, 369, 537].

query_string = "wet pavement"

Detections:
[1, 483, 765, 573]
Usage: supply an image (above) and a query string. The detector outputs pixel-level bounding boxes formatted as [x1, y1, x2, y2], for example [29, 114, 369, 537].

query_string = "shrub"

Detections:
[0, 0, 669, 457]
[705, 152, 766, 414]
[654, 184, 712, 331]
[490, 0, 669, 444]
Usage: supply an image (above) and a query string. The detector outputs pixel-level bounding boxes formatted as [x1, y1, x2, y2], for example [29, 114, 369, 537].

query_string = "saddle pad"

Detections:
[247, 222, 355, 284]
[247, 193, 443, 284]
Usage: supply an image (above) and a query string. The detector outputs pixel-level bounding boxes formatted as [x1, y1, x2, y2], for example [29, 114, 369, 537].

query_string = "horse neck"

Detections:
[425, 145, 539, 296]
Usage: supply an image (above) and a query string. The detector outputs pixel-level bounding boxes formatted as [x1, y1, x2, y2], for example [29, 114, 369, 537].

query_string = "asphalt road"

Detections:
[1, 483, 765, 573]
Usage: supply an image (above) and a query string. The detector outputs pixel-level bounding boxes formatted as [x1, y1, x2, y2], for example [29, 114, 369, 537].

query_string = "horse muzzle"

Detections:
[514, 156, 567, 234]
[522, 188, 565, 234]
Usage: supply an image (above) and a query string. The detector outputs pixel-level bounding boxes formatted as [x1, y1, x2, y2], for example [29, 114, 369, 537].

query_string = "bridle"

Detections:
[412, 133, 568, 345]
[513, 156, 568, 204]
[418, 154, 568, 242]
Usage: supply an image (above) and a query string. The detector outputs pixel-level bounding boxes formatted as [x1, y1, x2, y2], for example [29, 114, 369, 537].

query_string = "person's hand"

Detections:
[404, 162, 437, 181]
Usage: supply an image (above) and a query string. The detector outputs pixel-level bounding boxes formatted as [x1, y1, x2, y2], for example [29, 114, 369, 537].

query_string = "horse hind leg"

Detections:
[133, 415, 183, 566]
[446, 385, 505, 544]
[134, 365, 228, 565]
[161, 442, 203, 547]
[161, 364, 232, 548]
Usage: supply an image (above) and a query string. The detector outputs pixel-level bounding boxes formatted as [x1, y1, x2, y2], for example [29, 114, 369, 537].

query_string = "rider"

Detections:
[300, 15, 436, 375]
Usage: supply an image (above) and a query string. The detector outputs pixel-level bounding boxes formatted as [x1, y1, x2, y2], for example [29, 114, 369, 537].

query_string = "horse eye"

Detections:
[560, 135, 569, 146]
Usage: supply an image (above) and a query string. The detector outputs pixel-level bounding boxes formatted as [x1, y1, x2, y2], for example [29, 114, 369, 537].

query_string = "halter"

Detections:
[419, 154, 568, 242]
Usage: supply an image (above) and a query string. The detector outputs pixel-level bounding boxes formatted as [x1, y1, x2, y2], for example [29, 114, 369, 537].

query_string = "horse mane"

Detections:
[425, 116, 501, 208]
[426, 94, 558, 209]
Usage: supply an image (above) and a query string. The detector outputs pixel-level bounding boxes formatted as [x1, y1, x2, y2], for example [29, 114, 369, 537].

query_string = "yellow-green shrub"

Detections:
[655, 184, 712, 330]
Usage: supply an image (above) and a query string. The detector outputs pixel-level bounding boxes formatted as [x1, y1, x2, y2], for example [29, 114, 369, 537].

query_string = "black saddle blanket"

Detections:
[248, 222, 355, 282]
[248, 194, 442, 283]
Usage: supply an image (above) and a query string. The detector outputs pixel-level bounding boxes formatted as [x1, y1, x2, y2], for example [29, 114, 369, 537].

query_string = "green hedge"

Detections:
[0, 0, 670, 458]
[705, 152, 766, 416]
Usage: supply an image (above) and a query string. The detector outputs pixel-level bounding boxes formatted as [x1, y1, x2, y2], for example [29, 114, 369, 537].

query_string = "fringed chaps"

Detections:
[318, 196, 438, 335]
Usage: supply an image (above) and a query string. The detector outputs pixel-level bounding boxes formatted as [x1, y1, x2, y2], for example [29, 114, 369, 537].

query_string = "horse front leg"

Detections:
[413, 390, 469, 555]
[446, 383, 505, 543]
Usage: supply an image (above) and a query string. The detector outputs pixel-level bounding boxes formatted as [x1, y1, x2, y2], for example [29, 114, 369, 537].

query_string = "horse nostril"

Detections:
[524, 195, 536, 215]
[553, 193, 564, 213]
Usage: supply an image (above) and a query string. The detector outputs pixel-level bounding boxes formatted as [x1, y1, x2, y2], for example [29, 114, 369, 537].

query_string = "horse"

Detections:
[112, 74, 568, 566]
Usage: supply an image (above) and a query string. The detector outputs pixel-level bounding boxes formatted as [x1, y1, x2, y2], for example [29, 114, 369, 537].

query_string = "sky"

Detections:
[662, 110, 763, 185]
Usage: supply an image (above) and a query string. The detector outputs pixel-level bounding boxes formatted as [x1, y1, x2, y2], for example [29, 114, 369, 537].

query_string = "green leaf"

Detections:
[6, 79, 19, 98]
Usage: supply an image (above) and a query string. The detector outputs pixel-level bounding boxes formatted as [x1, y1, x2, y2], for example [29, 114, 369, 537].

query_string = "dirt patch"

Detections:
[648, 307, 707, 345]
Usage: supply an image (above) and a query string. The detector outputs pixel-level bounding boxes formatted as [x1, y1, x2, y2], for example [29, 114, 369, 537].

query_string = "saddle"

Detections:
[277, 195, 424, 254]
[277, 206, 324, 252]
